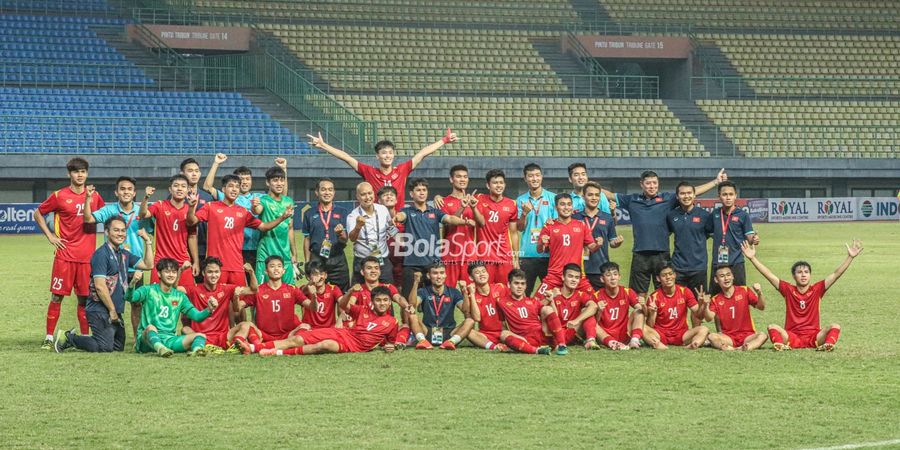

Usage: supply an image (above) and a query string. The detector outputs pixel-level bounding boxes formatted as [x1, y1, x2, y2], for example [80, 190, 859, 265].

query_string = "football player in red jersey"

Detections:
[259, 286, 399, 355]
[139, 176, 199, 288]
[742, 240, 862, 351]
[431, 164, 477, 288]
[464, 262, 509, 352]
[594, 262, 645, 350]
[298, 260, 343, 330]
[642, 264, 709, 350]
[536, 193, 602, 296]
[35, 157, 104, 348]
[543, 264, 601, 350]
[699, 265, 767, 352]
[473, 169, 519, 284]
[497, 269, 565, 355]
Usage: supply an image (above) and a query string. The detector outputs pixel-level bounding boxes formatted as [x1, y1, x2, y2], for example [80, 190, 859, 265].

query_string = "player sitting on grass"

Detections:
[406, 263, 474, 351]
[126, 258, 219, 357]
[742, 239, 862, 351]
[543, 264, 601, 350]
[594, 262, 645, 350]
[338, 256, 411, 343]
[298, 260, 344, 330]
[180, 257, 257, 354]
[698, 265, 767, 352]
[497, 269, 566, 356]
[231, 255, 314, 354]
[642, 264, 709, 350]
[464, 261, 509, 352]
[258, 286, 399, 356]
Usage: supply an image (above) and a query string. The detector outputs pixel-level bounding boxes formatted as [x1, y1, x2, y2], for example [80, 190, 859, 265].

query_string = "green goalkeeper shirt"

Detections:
[126, 284, 210, 336]
[256, 194, 294, 262]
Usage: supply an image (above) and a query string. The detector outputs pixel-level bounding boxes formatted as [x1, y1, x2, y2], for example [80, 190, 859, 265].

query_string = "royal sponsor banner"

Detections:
[565, 35, 691, 59]
[855, 197, 899, 221]
[695, 198, 768, 223]
[0, 203, 41, 234]
[128, 25, 251, 51]
[768, 198, 856, 222]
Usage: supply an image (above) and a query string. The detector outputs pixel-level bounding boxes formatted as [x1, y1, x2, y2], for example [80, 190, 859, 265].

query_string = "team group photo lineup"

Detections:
[38, 129, 864, 358]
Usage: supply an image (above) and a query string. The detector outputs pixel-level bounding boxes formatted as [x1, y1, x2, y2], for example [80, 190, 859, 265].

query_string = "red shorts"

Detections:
[486, 262, 513, 285]
[724, 331, 755, 347]
[787, 330, 819, 349]
[203, 332, 228, 348]
[260, 330, 291, 342]
[537, 274, 594, 297]
[558, 327, 578, 345]
[655, 328, 686, 346]
[442, 261, 471, 289]
[518, 329, 547, 348]
[150, 266, 196, 288]
[601, 324, 630, 343]
[219, 270, 247, 287]
[50, 258, 91, 297]
[477, 329, 502, 345]
[295, 328, 357, 353]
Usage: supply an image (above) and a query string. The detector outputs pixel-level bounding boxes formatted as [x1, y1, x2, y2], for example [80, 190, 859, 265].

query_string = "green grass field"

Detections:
[1, 222, 899, 449]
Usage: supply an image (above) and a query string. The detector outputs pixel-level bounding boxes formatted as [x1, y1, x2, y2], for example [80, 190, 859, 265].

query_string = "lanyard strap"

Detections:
[432, 292, 446, 319]
[529, 196, 543, 226]
[119, 204, 136, 229]
[720, 208, 734, 245]
[583, 214, 600, 233]
[359, 207, 380, 249]
[319, 205, 332, 239]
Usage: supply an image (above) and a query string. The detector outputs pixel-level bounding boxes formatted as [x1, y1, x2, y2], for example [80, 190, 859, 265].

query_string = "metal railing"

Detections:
[691, 76, 900, 100]
[0, 0, 120, 16]
[0, 61, 235, 91]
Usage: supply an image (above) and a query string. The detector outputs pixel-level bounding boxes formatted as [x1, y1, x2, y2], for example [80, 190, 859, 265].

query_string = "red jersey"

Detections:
[779, 280, 826, 334]
[186, 283, 237, 335]
[650, 285, 698, 337]
[347, 304, 398, 351]
[148, 200, 195, 263]
[350, 282, 399, 311]
[440, 194, 475, 264]
[195, 201, 262, 272]
[244, 282, 307, 338]
[710, 286, 759, 337]
[474, 194, 518, 262]
[356, 160, 413, 207]
[540, 218, 594, 278]
[300, 283, 343, 329]
[595, 286, 640, 330]
[38, 187, 104, 262]
[472, 283, 506, 333]
[497, 296, 543, 336]
[550, 289, 594, 326]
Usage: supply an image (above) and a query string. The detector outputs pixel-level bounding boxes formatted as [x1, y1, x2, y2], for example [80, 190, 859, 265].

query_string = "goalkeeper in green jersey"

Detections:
[252, 166, 298, 284]
[126, 258, 219, 357]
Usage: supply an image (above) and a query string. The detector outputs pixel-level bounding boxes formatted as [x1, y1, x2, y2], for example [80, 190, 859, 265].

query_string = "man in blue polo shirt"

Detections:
[707, 180, 759, 295]
[568, 162, 611, 214]
[54, 217, 154, 353]
[516, 163, 556, 295]
[406, 263, 472, 350]
[394, 178, 468, 299]
[302, 178, 350, 291]
[574, 181, 624, 290]
[605, 169, 726, 298]
[666, 182, 711, 295]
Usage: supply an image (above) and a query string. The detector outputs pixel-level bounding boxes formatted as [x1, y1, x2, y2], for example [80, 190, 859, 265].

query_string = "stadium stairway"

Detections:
[238, 88, 327, 138]
[531, 39, 597, 98]
[693, 42, 755, 99]
[89, 26, 182, 90]
[663, 99, 738, 157]
[570, 0, 612, 23]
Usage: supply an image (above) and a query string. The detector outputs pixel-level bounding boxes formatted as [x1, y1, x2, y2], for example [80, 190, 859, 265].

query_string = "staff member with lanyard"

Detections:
[707, 180, 759, 295]
[302, 178, 350, 291]
[347, 182, 396, 284]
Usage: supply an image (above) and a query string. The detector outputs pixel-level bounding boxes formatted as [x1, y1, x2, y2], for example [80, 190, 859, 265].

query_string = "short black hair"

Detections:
[233, 166, 252, 177]
[115, 176, 136, 189]
[567, 162, 586, 176]
[563, 263, 582, 276]
[316, 178, 334, 191]
[467, 260, 487, 276]
[718, 180, 737, 193]
[656, 262, 676, 277]
[584, 181, 602, 194]
[377, 185, 397, 197]
[66, 157, 89, 172]
[265, 255, 284, 267]
[408, 178, 428, 190]
[523, 163, 542, 176]
[201, 257, 224, 272]
[221, 174, 241, 187]
[156, 257, 180, 272]
[265, 166, 286, 181]
[361, 256, 381, 270]
[554, 193, 573, 206]
[104, 216, 127, 229]
[370, 285, 392, 301]
[427, 261, 446, 273]
[508, 269, 526, 283]
[179, 158, 199, 171]
[714, 264, 733, 274]
[675, 181, 694, 194]
[305, 259, 326, 276]
[169, 174, 189, 185]
[449, 165, 468, 177]
[486, 169, 506, 183]
[791, 261, 812, 275]
[599, 261, 620, 275]
[374, 140, 394, 153]
[640, 170, 658, 181]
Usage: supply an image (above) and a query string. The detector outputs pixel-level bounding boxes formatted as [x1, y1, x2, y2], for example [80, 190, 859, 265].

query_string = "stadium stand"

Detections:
[0, 0, 114, 13]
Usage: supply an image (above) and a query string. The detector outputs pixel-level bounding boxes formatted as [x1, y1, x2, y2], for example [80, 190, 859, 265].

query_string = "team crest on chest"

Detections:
[262, 294, 269, 299]
[164, 211, 171, 216]
[216, 209, 223, 213]
[65, 199, 72, 204]
[171, 300, 179, 306]
[237, 212, 245, 218]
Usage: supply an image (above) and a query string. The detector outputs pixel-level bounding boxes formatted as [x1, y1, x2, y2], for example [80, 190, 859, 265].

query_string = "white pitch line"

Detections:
[799, 438, 900, 450]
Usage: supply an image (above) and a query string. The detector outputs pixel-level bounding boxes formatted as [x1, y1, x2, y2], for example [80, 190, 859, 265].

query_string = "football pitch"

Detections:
[1, 222, 898, 449]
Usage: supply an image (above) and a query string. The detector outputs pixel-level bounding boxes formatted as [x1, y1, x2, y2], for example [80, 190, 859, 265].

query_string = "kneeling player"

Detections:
[699, 265, 767, 351]
[406, 263, 474, 350]
[127, 258, 218, 357]
[642, 264, 709, 350]
[464, 261, 508, 352]
[742, 240, 861, 351]
[181, 257, 258, 354]
[544, 264, 600, 350]
[594, 262, 645, 350]
[497, 269, 566, 355]
[299, 260, 343, 330]
[259, 286, 399, 355]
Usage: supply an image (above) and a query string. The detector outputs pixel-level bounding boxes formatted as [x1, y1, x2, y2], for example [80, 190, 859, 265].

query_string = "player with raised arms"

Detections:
[139, 175, 198, 289]
[698, 265, 767, 352]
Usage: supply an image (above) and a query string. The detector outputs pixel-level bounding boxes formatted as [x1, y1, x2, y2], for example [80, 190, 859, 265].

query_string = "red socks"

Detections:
[601, 336, 615, 347]
[248, 328, 261, 345]
[257, 341, 276, 351]
[545, 312, 566, 346]
[630, 327, 644, 340]
[395, 326, 411, 345]
[46, 302, 61, 335]
[825, 327, 841, 345]
[768, 328, 785, 344]
[582, 317, 597, 340]
[77, 304, 89, 334]
[282, 347, 304, 356]
[503, 335, 538, 354]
